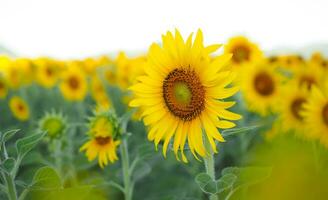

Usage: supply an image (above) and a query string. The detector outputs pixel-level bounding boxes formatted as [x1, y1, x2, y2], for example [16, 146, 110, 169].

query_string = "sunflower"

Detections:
[114, 52, 131, 89]
[112, 53, 146, 89]
[277, 82, 309, 135]
[90, 76, 107, 100]
[104, 66, 116, 85]
[293, 62, 323, 91]
[14, 58, 35, 85]
[4, 58, 34, 89]
[279, 54, 305, 70]
[97, 55, 112, 67]
[0, 55, 11, 75]
[239, 61, 281, 116]
[267, 55, 280, 67]
[80, 111, 121, 168]
[60, 63, 87, 101]
[302, 87, 328, 145]
[0, 76, 8, 98]
[308, 52, 328, 72]
[35, 58, 61, 88]
[82, 58, 96, 74]
[9, 96, 30, 121]
[39, 111, 67, 139]
[90, 76, 112, 110]
[129, 29, 241, 162]
[224, 36, 262, 69]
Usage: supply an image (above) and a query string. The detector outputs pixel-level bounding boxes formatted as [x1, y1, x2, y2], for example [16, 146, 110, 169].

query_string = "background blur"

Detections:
[1, 0, 328, 58]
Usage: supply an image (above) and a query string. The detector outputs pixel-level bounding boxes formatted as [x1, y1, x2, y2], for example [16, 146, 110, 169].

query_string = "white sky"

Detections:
[0, 0, 327, 59]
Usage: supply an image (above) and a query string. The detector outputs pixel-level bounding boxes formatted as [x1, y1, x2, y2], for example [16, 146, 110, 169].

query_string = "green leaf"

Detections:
[31, 166, 61, 189]
[222, 125, 261, 137]
[222, 167, 239, 175]
[104, 181, 124, 192]
[195, 173, 232, 195]
[218, 174, 237, 191]
[195, 173, 212, 190]
[16, 132, 45, 159]
[2, 129, 20, 143]
[0, 157, 15, 174]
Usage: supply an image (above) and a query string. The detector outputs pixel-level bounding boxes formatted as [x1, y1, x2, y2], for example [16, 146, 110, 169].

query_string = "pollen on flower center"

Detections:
[254, 72, 274, 96]
[232, 45, 250, 63]
[95, 136, 111, 145]
[173, 82, 192, 105]
[322, 104, 328, 126]
[68, 76, 79, 89]
[163, 68, 205, 121]
[290, 98, 306, 120]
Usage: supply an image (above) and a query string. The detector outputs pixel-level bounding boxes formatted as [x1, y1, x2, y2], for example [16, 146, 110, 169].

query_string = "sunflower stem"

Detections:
[4, 173, 17, 200]
[1, 141, 17, 200]
[203, 136, 218, 200]
[121, 139, 133, 200]
[53, 139, 63, 177]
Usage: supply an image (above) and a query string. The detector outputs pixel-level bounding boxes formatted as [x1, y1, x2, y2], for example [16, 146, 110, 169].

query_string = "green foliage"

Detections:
[0, 158, 16, 175]
[31, 167, 61, 189]
[195, 173, 235, 195]
[0, 129, 46, 200]
[195, 167, 271, 199]
[16, 132, 46, 160]
[2, 130, 20, 144]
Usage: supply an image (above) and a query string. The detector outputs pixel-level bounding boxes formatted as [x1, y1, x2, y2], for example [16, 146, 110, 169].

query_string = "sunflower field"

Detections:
[1, 29, 328, 200]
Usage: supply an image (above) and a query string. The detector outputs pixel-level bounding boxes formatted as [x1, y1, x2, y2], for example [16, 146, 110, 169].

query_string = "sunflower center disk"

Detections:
[254, 72, 274, 96]
[95, 136, 111, 145]
[68, 76, 79, 89]
[163, 68, 205, 121]
[232, 45, 250, 63]
[46, 67, 54, 77]
[173, 82, 192, 105]
[291, 98, 306, 120]
[18, 104, 25, 112]
[322, 104, 328, 126]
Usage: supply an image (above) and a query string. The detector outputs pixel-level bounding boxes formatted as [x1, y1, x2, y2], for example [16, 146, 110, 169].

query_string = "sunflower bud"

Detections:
[39, 111, 67, 139]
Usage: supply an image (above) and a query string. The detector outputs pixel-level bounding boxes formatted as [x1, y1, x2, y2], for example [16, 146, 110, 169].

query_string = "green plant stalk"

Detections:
[1, 143, 17, 200]
[67, 128, 78, 186]
[121, 139, 133, 200]
[4, 174, 17, 200]
[203, 136, 218, 200]
[53, 139, 63, 177]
